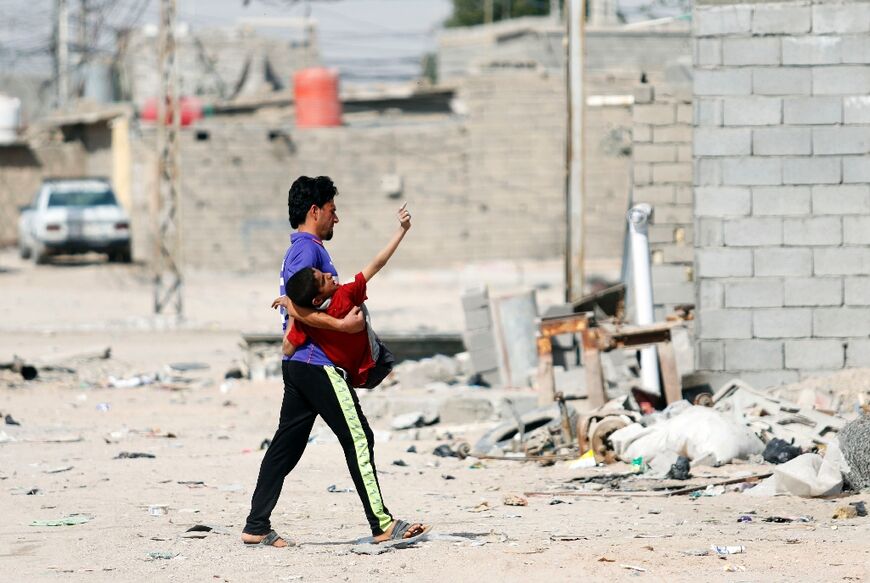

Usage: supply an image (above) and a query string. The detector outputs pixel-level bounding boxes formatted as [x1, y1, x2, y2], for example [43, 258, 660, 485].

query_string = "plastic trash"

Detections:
[763, 438, 802, 464]
[567, 450, 597, 469]
[5, 414, 20, 426]
[747, 449, 844, 498]
[666, 456, 691, 480]
[433, 444, 458, 458]
[114, 451, 155, 459]
[30, 514, 93, 527]
[711, 545, 745, 555]
[327, 484, 354, 493]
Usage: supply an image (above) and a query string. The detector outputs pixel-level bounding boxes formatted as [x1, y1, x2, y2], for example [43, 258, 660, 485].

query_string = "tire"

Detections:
[19, 242, 31, 260]
[108, 245, 132, 263]
[31, 242, 49, 265]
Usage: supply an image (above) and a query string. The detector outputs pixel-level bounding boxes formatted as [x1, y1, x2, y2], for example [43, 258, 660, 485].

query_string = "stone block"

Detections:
[812, 185, 870, 214]
[696, 248, 753, 277]
[654, 282, 694, 304]
[633, 85, 654, 104]
[696, 219, 724, 246]
[813, 127, 870, 155]
[736, 370, 800, 387]
[695, 98, 723, 126]
[724, 37, 781, 66]
[725, 339, 784, 371]
[814, 247, 870, 276]
[752, 3, 811, 34]
[841, 36, 870, 65]
[753, 68, 812, 95]
[634, 185, 675, 203]
[782, 36, 842, 65]
[633, 144, 677, 163]
[652, 264, 692, 285]
[847, 339, 870, 367]
[676, 104, 693, 125]
[783, 217, 842, 246]
[634, 104, 676, 126]
[844, 96, 870, 123]
[782, 157, 841, 185]
[695, 38, 722, 67]
[652, 163, 693, 184]
[722, 157, 783, 186]
[695, 158, 723, 186]
[464, 306, 492, 331]
[754, 308, 812, 338]
[633, 124, 652, 143]
[812, 66, 870, 95]
[463, 328, 495, 352]
[784, 277, 842, 307]
[694, 128, 752, 157]
[845, 277, 870, 306]
[653, 125, 693, 143]
[699, 279, 724, 309]
[783, 96, 842, 124]
[755, 247, 812, 277]
[844, 216, 870, 245]
[723, 217, 783, 247]
[698, 309, 752, 339]
[695, 69, 752, 96]
[752, 186, 811, 216]
[468, 346, 500, 372]
[753, 127, 812, 156]
[844, 157, 870, 183]
[813, 308, 870, 337]
[633, 163, 652, 185]
[812, 3, 870, 34]
[697, 341, 724, 370]
[695, 5, 752, 36]
[725, 278, 784, 308]
[677, 145, 693, 163]
[695, 186, 751, 217]
[723, 97, 782, 126]
[462, 289, 489, 311]
[785, 339, 844, 369]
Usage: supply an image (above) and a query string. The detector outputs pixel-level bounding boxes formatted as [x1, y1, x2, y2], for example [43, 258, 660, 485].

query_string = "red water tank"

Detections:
[294, 68, 342, 128]
[140, 96, 203, 126]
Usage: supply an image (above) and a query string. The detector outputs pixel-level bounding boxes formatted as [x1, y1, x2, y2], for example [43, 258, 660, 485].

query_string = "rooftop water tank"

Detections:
[294, 68, 342, 128]
[140, 96, 204, 126]
[0, 94, 21, 144]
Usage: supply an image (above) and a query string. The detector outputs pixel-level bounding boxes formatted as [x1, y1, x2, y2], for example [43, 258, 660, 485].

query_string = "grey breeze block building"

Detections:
[691, 0, 870, 388]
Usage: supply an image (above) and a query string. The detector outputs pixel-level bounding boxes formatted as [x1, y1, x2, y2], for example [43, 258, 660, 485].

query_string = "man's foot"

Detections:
[241, 530, 291, 547]
[372, 519, 430, 543]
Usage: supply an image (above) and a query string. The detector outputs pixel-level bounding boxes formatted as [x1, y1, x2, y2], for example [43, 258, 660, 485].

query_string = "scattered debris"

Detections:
[502, 494, 528, 507]
[327, 484, 354, 493]
[763, 516, 812, 523]
[169, 362, 209, 372]
[665, 456, 691, 481]
[182, 524, 230, 538]
[350, 544, 392, 556]
[432, 444, 458, 458]
[114, 452, 155, 459]
[108, 374, 157, 388]
[839, 415, 870, 490]
[43, 466, 73, 474]
[96, 403, 111, 412]
[621, 565, 647, 572]
[711, 545, 745, 556]
[748, 447, 845, 498]
[148, 505, 169, 516]
[390, 411, 438, 430]
[178, 480, 206, 488]
[406, 445, 417, 453]
[598, 557, 615, 563]
[442, 474, 455, 480]
[147, 551, 177, 560]
[260, 439, 271, 450]
[833, 502, 867, 520]
[737, 515, 753, 523]
[12, 487, 41, 496]
[469, 501, 491, 513]
[30, 514, 93, 527]
[5, 414, 20, 426]
[762, 438, 802, 465]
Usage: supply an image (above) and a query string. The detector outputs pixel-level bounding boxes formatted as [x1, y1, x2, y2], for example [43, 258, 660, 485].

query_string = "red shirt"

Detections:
[286, 272, 374, 386]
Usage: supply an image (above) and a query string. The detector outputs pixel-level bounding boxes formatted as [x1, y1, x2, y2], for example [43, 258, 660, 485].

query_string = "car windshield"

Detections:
[47, 189, 117, 207]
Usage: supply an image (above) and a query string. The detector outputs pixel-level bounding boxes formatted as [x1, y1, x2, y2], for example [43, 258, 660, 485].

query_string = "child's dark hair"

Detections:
[285, 268, 320, 308]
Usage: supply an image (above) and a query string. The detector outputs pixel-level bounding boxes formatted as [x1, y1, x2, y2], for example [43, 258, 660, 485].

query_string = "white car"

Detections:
[18, 178, 132, 264]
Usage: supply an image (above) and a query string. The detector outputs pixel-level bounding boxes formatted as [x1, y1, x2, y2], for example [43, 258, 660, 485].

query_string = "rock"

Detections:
[839, 415, 870, 491]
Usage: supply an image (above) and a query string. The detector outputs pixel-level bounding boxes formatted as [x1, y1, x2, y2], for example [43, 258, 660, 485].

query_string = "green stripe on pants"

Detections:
[325, 366, 392, 532]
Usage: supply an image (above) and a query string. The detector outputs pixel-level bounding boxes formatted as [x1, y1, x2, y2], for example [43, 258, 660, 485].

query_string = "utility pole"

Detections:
[56, 0, 69, 108]
[153, 0, 183, 318]
[565, 0, 585, 302]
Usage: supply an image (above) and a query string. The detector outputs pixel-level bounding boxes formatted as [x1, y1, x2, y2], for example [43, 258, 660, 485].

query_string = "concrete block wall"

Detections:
[631, 82, 695, 315]
[693, 0, 870, 388]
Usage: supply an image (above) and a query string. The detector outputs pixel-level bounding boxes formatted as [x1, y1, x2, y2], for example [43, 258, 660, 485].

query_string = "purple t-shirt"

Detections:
[280, 232, 338, 366]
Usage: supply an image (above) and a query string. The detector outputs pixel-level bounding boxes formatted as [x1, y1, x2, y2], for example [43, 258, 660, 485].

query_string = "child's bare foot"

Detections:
[372, 519, 430, 543]
[241, 530, 291, 547]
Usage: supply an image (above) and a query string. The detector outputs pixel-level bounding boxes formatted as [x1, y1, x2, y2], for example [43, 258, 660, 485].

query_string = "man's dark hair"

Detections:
[285, 268, 320, 308]
[288, 176, 337, 228]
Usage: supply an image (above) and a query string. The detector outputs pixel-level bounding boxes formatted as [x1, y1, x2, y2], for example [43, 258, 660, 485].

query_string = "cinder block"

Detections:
[723, 97, 781, 126]
[754, 308, 812, 338]
[633, 85, 654, 104]
[753, 127, 811, 156]
[653, 125, 693, 143]
[633, 144, 677, 163]
[724, 37, 781, 66]
[633, 124, 652, 143]
[695, 38, 721, 67]
[812, 185, 870, 214]
[812, 127, 870, 155]
[697, 341, 724, 370]
[812, 3, 870, 34]
[695, 5, 752, 36]
[464, 306, 491, 330]
[461, 289, 489, 310]
[844, 216, 870, 245]
[813, 308, 870, 337]
[724, 278, 784, 308]
[785, 339, 844, 369]
[752, 186, 811, 216]
[695, 70, 752, 96]
[844, 157, 870, 183]
[753, 68, 812, 96]
[698, 309, 752, 339]
[463, 328, 496, 352]
[677, 145, 693, 163]
[676, 104, 693, 125]
[755, 247, 812, 277]
[696, 248, 753, 278]
[654, 204, 694, 224]
[695, 187, 750, 217]
[652, 163, 692, 184]
[784, 277, 842, 307]
[814, 247, 870, 276]
[782, 36, 842, 65]
[782, 157, 841, 185]
[633, 163, 652, 185]
[752, 3, 811, 34]
[699, 279, 724, 309]
[654, 282, 694, 304]
[844, 96, 870, 123]
[783, 217, 842, 246]
[724, 339, 783, 371]
[694, 128, 752, 157]
[841, 36, 870, 65]
[783, 97, 842, 125]
[675, 185, 693, 203]
[847, 339, 870, 367]
[695, 159, 723, 187]
[633, 185, 675, 203]
[696, 219, 724, 246]
[661, 245, 694, 264]
[652, 263, 692, 285]
[695, 98, 723, 126]
[845, 277, 870, 306]
[737, 370, 800, 387]
[633, 104, 676, 126]
[723, 218, 783, 247]
[812, 66, 870, 95]
[722, 157, 782, 186]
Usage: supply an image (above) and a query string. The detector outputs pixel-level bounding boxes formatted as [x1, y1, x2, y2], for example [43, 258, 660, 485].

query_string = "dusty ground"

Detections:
[2, 251, 869, 582]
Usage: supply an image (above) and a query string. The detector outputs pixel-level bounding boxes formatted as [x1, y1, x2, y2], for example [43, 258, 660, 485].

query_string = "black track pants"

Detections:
[244, 360, 393, 536]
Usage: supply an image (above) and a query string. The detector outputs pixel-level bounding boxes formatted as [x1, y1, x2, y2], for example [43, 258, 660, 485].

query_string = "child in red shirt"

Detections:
[273, 203, 411, 387]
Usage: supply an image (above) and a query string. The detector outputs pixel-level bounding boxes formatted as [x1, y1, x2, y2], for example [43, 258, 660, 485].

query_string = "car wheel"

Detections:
[19, 242, 31, 259]
[108, 246, 132, 263]
[32, 244, 49, 265]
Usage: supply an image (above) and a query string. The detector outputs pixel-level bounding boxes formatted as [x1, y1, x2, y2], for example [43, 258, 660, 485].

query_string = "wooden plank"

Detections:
[583, 347, 606, 408]
[658, 341, 682, 405]
[535, 336, 556, 406]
